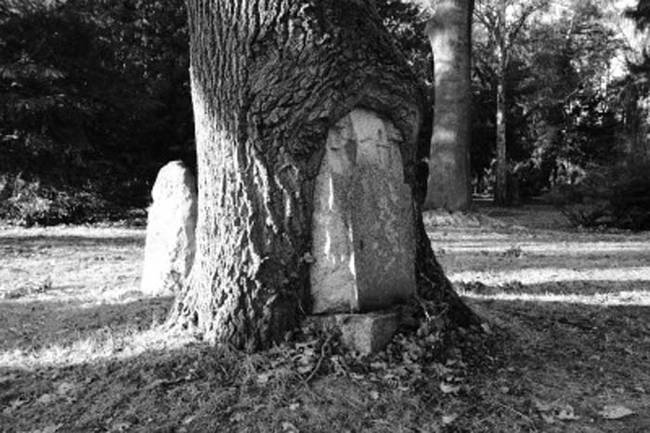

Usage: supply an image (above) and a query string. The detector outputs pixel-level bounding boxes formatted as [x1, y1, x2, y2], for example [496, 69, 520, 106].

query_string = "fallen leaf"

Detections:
[369, 390, 379, 401]
[541, 413, 555, 424]
[110, 421, 131, 432]
[29, 424, 62, 433]
[230, 413, 245, 423]
[289, 403, 300, 411]
[431, 363, 452, 375]
[9, 398, 27, 411]
[440, 382, 461, 394]
[296, 365, 312, 375]
[56, 381, 75, 396]
[442, 413, 458, 425]
[598, 405, 635, 420]
[533, 399, 553, 412]
[257, 372, 271, 385]
[556, 405, 580, 421]
[282, 421, 299, 432]
[37, 393, 56, 405]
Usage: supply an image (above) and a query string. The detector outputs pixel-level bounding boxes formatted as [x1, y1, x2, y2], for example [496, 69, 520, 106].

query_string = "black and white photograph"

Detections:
[0, 0, 648, 431]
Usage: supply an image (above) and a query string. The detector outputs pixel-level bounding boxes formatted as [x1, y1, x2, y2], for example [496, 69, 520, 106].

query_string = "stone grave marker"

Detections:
[140, 161, 197, 296]
[311, 109, 416, 314]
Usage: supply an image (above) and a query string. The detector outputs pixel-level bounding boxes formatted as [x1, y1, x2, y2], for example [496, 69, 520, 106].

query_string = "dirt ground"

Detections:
[0, 203, 648, 432]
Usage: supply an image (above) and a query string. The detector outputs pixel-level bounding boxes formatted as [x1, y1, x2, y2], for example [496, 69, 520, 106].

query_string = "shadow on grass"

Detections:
[0, 296, 648, 433]
[0, 234, 144, 249]
[0, 295, 173, 353]
[441, 254, 650, 276]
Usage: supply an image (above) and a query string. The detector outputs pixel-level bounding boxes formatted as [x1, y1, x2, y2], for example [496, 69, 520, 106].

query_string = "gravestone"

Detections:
[140, 161, 197, 296]
[311, 109, 416, 314]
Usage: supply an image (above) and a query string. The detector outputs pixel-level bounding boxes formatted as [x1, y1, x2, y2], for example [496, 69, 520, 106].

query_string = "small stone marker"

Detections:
[140, 161, 197, 296]
[311, 109, 416, 315]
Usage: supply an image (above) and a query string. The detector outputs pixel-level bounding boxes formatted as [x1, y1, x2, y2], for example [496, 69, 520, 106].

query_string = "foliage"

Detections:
[0, 0, 646, 216]
[376, 0, 430, 81]
[0, 0, 192, 222]
[550, 162, 650, 230]
[472, 0, 629, 198]
[0, 173, 113, 226]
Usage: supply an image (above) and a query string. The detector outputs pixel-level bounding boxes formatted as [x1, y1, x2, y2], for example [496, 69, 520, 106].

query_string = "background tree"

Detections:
[172, 0, 475, 349]
[474, 0, 549, 204]
[423, 0, 474, 211]
[621, 0, 650, 161]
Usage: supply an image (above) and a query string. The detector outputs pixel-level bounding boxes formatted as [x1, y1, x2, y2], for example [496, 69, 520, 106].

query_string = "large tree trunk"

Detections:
[424, 0, 473, 211]
[172, 0, 476, 349]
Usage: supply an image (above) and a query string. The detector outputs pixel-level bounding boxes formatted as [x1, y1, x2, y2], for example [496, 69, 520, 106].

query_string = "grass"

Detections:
[0, 204, 649, 432]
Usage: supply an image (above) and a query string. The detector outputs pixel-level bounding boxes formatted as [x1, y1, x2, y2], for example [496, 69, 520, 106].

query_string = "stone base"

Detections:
[307, 311, 401, 355]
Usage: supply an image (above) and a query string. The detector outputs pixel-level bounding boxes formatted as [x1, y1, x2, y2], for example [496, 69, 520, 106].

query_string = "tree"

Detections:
[423, 0, 474, 211]
[474, 0, 548, 205]
[622, 0, 650, 161]
[172, 0, 476, 349]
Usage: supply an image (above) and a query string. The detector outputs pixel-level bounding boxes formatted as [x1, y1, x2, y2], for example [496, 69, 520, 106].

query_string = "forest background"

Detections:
[0, 0, 648, 227]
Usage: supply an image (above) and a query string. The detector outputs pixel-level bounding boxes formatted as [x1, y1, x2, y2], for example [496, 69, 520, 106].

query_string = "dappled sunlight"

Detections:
[0, 327, 194, 370]
[435, 240, 650, 255]
[449, 266, 650, 285]
[429, 212, 650, 311]
[0, 295, 174, 361]
[0, 225, 145, 243]
[460, 288, 650, 306]
[0, 226, 145, 304]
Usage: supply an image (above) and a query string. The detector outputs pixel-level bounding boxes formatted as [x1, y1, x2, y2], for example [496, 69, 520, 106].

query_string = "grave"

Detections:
[310, 109, 417, 316]
[140, 161, 197, 296]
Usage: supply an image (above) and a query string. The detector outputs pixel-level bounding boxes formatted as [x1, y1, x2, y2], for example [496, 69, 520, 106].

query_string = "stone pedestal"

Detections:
[310, 109, 416, 314]
[307, 311, 401, 354]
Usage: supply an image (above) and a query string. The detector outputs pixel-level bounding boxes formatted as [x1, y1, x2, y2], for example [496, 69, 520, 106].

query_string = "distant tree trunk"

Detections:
[171, 0, 477, 349]
[623, 83, 650, 162]
[424, 0, 473, 211]
[493, 0, 508, 206]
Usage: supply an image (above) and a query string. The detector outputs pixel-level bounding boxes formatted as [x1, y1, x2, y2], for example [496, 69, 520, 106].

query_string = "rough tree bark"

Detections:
[424, 0, 473, 211]
[172, 0, 477, 349]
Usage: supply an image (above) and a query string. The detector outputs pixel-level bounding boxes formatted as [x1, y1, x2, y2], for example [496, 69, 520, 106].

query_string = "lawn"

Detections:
[0, 204, 648, 433]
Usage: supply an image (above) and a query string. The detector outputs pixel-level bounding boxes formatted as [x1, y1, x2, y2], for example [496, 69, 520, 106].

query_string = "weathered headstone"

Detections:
[311, 109, 416, 314]
[140, 161, 197, 296]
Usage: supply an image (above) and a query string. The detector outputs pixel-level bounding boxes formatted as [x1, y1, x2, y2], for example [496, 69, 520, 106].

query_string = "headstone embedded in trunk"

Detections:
[310, 109, 417, 315]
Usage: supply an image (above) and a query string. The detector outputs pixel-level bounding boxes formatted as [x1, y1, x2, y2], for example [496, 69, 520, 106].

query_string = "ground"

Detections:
[0, 203, 648, 433]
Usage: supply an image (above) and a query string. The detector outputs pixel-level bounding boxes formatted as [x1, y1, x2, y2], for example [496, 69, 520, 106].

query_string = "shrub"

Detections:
[609, 163, 650, 230]
[0, 174, 114, 226]
[550, 162, 650, 230]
